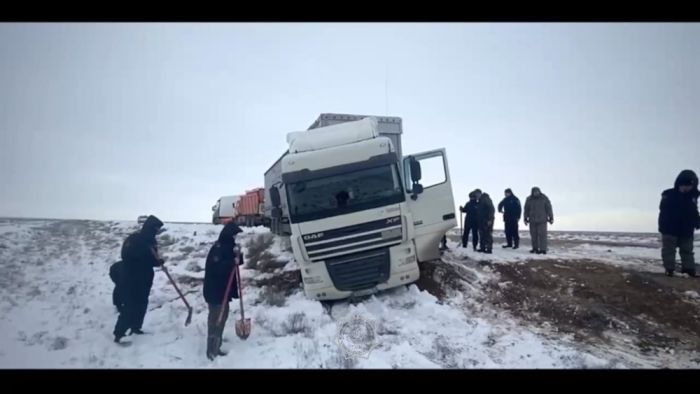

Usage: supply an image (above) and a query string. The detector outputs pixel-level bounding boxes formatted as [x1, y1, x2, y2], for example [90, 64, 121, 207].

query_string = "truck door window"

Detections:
[405, 153, 446, 192]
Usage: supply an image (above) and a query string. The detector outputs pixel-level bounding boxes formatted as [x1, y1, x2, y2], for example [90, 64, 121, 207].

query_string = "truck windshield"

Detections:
[287, 164, 405, 223]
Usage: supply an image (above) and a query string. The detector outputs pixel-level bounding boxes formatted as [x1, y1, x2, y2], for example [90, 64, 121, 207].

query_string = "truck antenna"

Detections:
[384, 64, 389, 115]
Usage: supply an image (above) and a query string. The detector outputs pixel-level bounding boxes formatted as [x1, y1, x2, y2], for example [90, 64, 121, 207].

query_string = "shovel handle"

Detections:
[162, 265, 191, 310]
[236, 254, 245, 321]
[217, 251, 239, 326]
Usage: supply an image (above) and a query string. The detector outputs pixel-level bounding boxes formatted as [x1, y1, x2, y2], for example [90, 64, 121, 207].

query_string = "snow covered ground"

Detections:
[0, 219, 697, 368]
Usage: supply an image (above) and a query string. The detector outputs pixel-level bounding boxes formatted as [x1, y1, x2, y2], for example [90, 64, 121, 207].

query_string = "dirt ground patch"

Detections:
[251, 270, 302, 295]
[416, 257, 485, 301]
[486, 259, 700, 353]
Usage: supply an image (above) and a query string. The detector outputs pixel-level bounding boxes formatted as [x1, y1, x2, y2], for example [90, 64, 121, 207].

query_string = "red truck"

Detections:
[234, 188, 268, 227]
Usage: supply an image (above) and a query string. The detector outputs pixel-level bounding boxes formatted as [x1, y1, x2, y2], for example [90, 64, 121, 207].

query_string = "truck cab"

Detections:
[267, 114, 456, 301]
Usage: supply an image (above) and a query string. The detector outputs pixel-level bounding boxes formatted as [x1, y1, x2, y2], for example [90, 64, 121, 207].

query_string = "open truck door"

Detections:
[403, 149, 457, 262]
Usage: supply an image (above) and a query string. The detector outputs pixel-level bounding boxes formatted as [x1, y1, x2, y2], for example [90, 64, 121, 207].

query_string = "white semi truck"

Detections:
[264, 113, 456, 301]
[211, 195, 241, 225]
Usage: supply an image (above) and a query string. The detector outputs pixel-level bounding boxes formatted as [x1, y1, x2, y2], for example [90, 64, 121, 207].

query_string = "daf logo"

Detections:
[303, 232, 324, 241]
[386, 217, 401, 225]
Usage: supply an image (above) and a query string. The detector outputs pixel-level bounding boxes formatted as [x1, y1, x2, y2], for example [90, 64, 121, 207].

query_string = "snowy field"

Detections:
[0, 219, 698, 369]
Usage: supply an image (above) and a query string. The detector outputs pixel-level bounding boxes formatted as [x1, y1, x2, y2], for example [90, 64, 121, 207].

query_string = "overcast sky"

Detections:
[1, 23, 698, 232]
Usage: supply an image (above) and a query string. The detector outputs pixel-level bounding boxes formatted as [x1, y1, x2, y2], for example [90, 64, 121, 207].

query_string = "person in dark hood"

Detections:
[523, 187, 553, 254]
[459, 191, 480, 250]
[498, 188, 522, 249]
[204, 222, 244, 360]
[113, 215, 164, 343]
[474, 190, 495, 253]
[658, 170, 700, 277]
[109, 261, 125, 313]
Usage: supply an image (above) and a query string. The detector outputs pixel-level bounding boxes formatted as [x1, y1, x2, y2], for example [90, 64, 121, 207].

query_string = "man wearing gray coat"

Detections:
[523, 187, 553, 254]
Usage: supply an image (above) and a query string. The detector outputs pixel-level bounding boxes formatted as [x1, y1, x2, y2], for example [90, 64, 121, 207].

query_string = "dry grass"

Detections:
[245, 233, 285, 272]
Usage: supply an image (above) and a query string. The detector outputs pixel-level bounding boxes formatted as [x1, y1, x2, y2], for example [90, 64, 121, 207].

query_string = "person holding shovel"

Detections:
[113, 215, 164, 343]
[203, 222, 244, 360]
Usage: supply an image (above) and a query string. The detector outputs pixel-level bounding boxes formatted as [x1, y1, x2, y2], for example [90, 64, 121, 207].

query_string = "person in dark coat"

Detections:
[658, 169, 700, 277]
[109, 261, 125, 313]
[204, 222, 244, 360]
[113, 215, 164, 343]
[475, 190, 495, 254]
[498, 188, 522, 249]
[459, 191, 480, 250]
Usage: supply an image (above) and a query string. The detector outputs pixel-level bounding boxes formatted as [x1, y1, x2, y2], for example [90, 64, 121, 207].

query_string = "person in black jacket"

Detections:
[113, 215, 164, 343]
[658, 170, 700, 277]
[109, 261, 125, 313]
[498, 188, 522, 249]
[204, 222, 243, 360]
[475, 190, 495, 254]
[459, 191, 480, 250]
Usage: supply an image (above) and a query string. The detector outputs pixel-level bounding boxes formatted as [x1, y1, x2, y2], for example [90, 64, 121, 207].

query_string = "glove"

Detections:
[524, 219, 529, 226]
[549, 218, 554, 225]
[157, 258, 165, 266]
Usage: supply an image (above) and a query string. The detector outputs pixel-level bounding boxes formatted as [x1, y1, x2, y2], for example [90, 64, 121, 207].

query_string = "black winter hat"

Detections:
[675, 169, 698, 188]
[218, 222, 243, 244]
[142, 215, 163, 231]
[505, 188, 513, 194]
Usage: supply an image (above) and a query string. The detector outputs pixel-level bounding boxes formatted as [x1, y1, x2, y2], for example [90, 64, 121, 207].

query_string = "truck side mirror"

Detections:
[411, 183, 424, 200]
[409, 157, 422, 183]
[408, 157, 423, 200]
[270, 186, 281, 208]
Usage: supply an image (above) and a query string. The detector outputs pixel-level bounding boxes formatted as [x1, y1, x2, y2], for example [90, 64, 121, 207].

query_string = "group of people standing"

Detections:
[459, 187, 553, 254]
[110, 216, 243, 360]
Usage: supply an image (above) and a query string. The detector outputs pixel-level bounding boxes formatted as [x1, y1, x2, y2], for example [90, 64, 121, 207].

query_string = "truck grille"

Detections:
[302, 216, 402, 261]
[324, 248, 390, 291]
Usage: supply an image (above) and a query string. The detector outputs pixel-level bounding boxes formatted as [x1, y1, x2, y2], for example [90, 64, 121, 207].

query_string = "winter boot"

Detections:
[130, 329, 145, 335]
[665, 269, 674, 277]
[217, 350, 228, 356]
[502, 244, 512, 249]
[530, 249, 538, 254]
[513, 240, 519, 250]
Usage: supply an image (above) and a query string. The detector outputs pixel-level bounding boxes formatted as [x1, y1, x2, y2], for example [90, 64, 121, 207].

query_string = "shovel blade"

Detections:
[235, 318, 251, 340]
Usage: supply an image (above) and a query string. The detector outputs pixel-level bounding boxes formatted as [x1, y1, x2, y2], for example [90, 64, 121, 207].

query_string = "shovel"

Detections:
[161, 265, 193, 326]
[218, 250, 251, 339]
